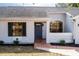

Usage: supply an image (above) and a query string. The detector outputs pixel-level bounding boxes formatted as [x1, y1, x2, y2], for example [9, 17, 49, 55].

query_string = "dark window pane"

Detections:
[50, 21, 63, 32]
[8, 22, 26, 36]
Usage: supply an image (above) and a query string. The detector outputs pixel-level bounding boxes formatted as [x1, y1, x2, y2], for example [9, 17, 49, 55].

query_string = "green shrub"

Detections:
[0, 40, 4, 44]
[13, 38, 19, 45]
[60, 40, 65, 45]
[13, 41, 19, 45]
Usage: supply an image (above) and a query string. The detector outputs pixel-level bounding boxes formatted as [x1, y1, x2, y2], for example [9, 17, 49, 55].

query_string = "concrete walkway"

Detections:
[35, 47, 79, 56]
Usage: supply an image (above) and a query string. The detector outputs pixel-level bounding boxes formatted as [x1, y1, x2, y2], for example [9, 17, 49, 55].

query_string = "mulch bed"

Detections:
[0, 45, 63, 56]
[50, 43, 79, 47]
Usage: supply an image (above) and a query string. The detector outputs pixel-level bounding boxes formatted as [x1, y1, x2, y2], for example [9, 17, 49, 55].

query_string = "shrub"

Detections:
[13, 38, 19, 45]
[60, 40, 65, 45]
[0, 40, 4, 44]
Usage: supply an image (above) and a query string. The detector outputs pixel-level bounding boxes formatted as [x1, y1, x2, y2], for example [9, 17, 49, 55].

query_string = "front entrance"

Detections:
[35, 22, 43, 40]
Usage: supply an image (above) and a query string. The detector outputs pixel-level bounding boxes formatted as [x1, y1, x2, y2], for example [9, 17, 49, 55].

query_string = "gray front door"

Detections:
[35, 22, 43, 39]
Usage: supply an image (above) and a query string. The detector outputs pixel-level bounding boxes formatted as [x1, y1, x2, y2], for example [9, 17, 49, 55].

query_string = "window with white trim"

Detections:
[8, 22, 26, 36]
[50, 21, 63, 32]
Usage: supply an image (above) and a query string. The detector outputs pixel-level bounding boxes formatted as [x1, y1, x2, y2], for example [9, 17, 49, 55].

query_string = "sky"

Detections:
[0, 0, 56, 6]
[0, 3, 56, 6]
[0, 0, 57, 6]
[0, 0, 78, 3]
[0, 0, 78, 6]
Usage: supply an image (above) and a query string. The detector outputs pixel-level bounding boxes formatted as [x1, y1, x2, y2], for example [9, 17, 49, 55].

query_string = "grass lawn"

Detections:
[0, 45, 63, 56]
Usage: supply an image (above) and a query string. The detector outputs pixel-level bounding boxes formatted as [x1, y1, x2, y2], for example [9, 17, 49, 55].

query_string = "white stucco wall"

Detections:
[46, 21, 73, 43]
[48, 13, 66, 32]
[42, 23, 46, 39]
[48, 13, 66, 22]
[66, 13, 74, 32]
[46, 13, 73, 43]
[73, 17, 79, 44]
[0, 19, 34, 44]
[0, 12, 74, 44]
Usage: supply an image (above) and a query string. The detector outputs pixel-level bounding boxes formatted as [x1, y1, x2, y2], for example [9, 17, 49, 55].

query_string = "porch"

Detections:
[34, 20, 73, 44]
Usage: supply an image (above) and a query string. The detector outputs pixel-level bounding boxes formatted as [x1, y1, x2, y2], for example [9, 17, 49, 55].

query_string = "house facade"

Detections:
[0, 7, 79, 44]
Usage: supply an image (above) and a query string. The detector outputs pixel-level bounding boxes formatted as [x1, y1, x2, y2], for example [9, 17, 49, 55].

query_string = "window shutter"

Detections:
[23, 23, 26, 36]
[8, 23, 13, 36]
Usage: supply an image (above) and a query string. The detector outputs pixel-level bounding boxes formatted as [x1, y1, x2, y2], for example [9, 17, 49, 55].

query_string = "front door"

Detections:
[35, 22, 43, 40]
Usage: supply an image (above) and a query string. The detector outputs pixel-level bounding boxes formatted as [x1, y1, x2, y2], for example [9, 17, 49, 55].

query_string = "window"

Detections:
[50, 21, 63, 32]
[8, 22, 26, 36]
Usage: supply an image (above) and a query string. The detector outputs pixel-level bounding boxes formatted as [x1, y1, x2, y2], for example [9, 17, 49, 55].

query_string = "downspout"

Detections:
[73, 18, 76, 44]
